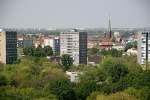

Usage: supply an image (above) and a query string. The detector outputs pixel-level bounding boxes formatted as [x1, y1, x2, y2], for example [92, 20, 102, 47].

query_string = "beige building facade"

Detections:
[0, 29, 17, 64]
[0, 30, 6, 64]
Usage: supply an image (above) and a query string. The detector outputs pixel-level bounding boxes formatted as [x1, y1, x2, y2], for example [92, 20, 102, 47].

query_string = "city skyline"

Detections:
[0, 0, 150, 29]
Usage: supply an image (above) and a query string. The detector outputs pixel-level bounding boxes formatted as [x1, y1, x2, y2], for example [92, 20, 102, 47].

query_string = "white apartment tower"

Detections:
[138, 32, 150, 65]
[60, 29, 87, 65]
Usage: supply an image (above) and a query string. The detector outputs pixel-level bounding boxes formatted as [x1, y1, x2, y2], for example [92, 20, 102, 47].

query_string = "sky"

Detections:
[0, 0, 150, 29]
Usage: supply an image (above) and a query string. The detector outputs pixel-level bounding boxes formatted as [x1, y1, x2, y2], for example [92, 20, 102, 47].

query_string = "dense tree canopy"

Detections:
[61, 54, 73, 71]
[23, 45, 53, 57]
[0, 49, 150, 100]
[88, 48, 99, 55]
[0, 57, 62, 100]
[100, 49, 123, 57]
[95, 92, 137, 100]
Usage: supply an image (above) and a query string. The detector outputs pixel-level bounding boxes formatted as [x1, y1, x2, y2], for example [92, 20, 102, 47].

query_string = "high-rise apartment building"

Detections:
[60, 29, 87, 64]
[0, 29, 17, 64]
[138, 32, 150, 65]
[54, 37, 60, 55]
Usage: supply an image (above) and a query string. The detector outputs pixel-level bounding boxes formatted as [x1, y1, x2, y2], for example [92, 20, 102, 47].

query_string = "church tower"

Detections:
[108, 16, 112, 38]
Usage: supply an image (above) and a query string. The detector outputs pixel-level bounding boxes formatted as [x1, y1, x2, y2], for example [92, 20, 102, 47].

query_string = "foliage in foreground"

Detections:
[0, 56, 150, 100]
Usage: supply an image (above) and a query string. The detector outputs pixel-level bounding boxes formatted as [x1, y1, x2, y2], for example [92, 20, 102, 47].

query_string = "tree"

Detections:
[124, 87, 150, 100]
[101, 57, 128, 83]
[23, 45, 53, 57]
[134, 71, 150, 88]
[61, 54, 73, 71]
[0, 63, 4, 71]
[100, 49, 122, 57]
[125, 41, 137, 51]
[0, 87, 58, 100]
[87, 91, 101, 100]
[44, 46, 53, 56]
[96, 92, 137, 100]
[110, 49, 122, 57]
[75, 81, 97, 100]
[47, 78, 76, 100]
[80, 67, 106, 83]
[88, 48, 99, 55]
[23, 47, 33, 56]
[34, 45, 46, 57]
[121, 55, 142, 73]
[0, 74, 7, 86]
[108, 63, 128, 83]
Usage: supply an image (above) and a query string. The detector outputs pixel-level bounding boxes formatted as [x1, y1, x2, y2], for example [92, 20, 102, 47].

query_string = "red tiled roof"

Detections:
[100, 42, 113, 46]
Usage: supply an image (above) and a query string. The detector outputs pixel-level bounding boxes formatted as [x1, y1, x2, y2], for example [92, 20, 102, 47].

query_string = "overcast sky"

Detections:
[0, 0, 150, 29]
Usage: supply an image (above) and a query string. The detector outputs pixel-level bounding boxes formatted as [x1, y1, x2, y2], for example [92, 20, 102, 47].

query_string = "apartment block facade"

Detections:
[54, 37, 60, 55]
[60, 30, 87, 64]
[0, 29, 17, 64]
[138, 32, 150, 65]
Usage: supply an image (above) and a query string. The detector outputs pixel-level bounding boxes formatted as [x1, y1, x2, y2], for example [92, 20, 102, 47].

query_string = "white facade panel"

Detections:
[60, 32, 79, 64]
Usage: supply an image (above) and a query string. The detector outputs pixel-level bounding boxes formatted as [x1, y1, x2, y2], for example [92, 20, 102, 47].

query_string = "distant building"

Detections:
[114, 32, 120, 38]
[17, 37, 33, 48]
[43, 37, 54, 48]
[88, 42, 97, 48]
[0, 29, 17, 64]
[34, 38, 43, 48]
[127, 48, 137, 56]
[54, 37, 60, 55]
[49, 56, 61, 64]
[43, 37, 60, 54]
[99, 16, 114, 50]
[23, 40, 33, 48]
[60, 29, 87, 65]
[66, 71, 82, 83]
[112, 43, 124, 50]
[138, 32, 150, 65]
[34, 36, 60, 55]
[99, 41, 113, 50]
[87, 36, 99, 48]
[88, 55, 102, 65]
[17, 37, 23, 48]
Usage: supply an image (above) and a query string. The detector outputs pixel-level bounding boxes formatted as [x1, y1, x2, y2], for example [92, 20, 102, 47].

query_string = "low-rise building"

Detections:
[88, 55, 102, 65]
[114, 32, 120, 38]
[127, 48, 137, 56]
[99, 42, 113, 50]
[87, 36, 99, 48]
[17, 37, 33, 48]
[34, 36, 60, 55]
[112, 43, 124, 50]
[66, 71, 82, 83]
[43, 37, 54, 48]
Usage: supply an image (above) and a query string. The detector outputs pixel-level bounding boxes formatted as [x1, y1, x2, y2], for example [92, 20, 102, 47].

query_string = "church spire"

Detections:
[108, 15, 112, 38]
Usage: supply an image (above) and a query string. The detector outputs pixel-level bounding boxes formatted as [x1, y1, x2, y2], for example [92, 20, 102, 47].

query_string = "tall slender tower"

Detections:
[108, 16, 112, 38]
